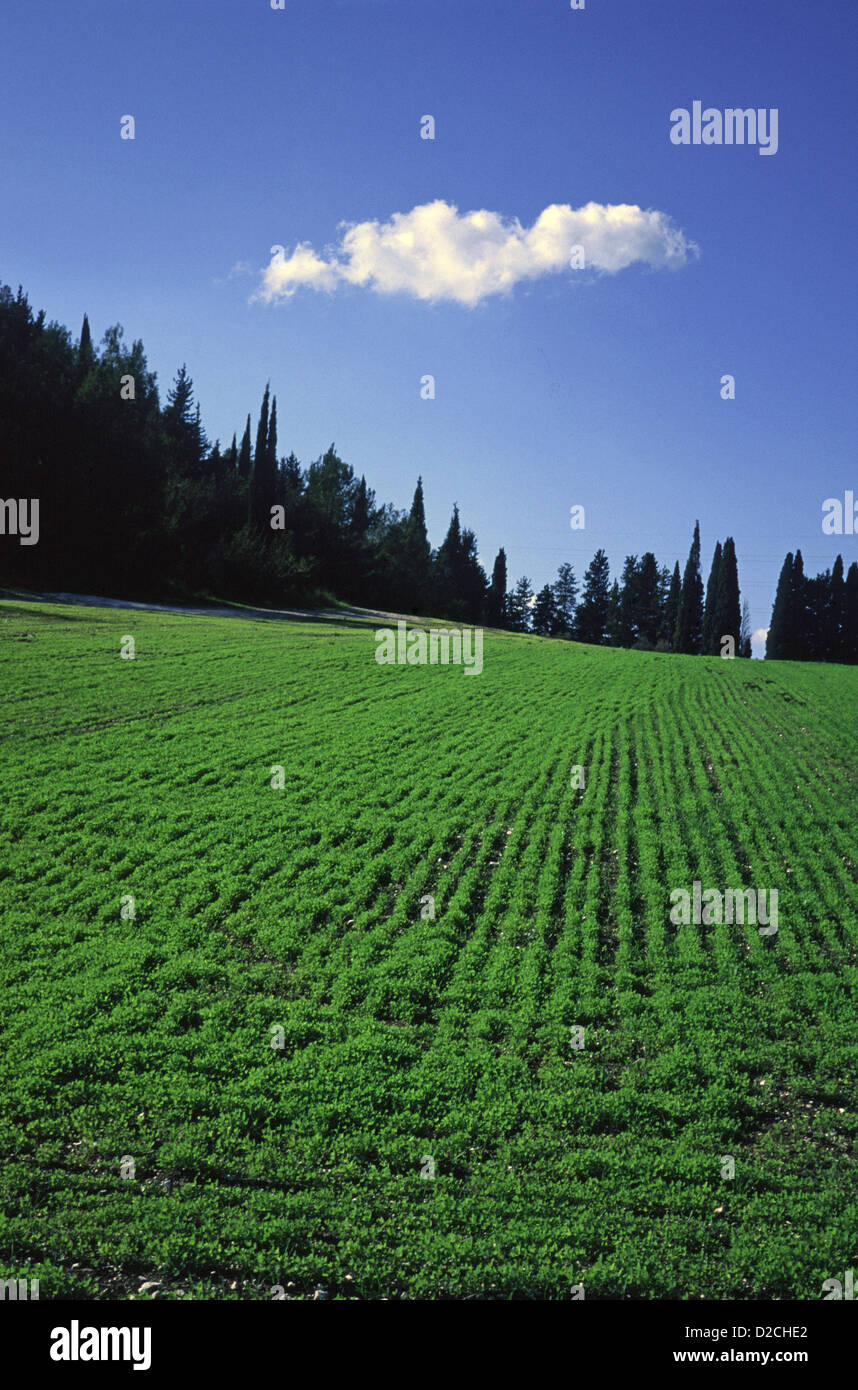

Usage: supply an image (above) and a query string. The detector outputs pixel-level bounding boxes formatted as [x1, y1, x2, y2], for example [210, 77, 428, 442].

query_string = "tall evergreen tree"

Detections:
[237, 415, 252, 479]
[531, 584, 558, 636]
[828, 554, 845, 662]
[787, 550, 808, 659]
[409, 476, 428, 539]
[575, 549, 611, 644]
[164, 364, 208, 477]
[616, 555, 640, 647]
[714, 537, 741, 656]
[805, 571, 830, 661]
[404, 476, 433, 610]
[766, 552, 793, 659]
[635, 552, 662, 647]
[486, 548, 508, 626]
[660, 561, 681, 650]
[507, 575, 534, 633]
[702, 541, 722, 654]
[352, 475, 371, 537]
[606, 579, 622, 646]
[551, 562, 578, 636]
[844, 562, 858, 664]
[254, 384, 270, 471]
[77, 312, 95, 376]
[267, 395, 278, 473]
[250, 384, 275, 529]
[674, 521, 704, 654]
[435, 503, 463, 616]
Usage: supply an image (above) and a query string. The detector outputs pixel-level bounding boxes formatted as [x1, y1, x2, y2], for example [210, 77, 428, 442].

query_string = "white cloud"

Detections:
[254, 199, 698, 307]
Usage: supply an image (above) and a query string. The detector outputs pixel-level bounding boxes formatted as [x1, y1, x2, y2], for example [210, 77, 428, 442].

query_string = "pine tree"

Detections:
[551, 562, 577, 636]
[164, 365, 208, 477]
[616, 555, 640, 647]
[575, 549, 611, 644]
[227, 433, 238, 470]
[702, 541, 722, 654]
[507, 575, 534, 632]
[635, 552, 662, 647]
[674, 521, 704, 654]
[531, 584, 557, 636]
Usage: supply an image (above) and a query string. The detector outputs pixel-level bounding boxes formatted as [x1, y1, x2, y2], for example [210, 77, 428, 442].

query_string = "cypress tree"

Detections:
[267, 395, 278, 473]
[78, 313, 95, 375]
[402, 477, 431, 611]
[829, 554, 845, 661]
[487, 548, 508, 625]
[766, 552, 793, 659]
[409, 476, 428, 540]
[661, 561, 681, 649]
[844, 562, 858, 664]
[250, 385, 272, 528]
[674, 521, 704, 654]
[237, 415, 252, 479]
[254, 384, 270, 471]
[702, 541, 722, 654]
[715, 537, 741, 656]
[787, 550, 808, 659]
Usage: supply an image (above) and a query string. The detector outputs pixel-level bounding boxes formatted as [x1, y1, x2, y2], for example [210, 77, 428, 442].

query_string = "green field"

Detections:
[1, 597, 857, 1300]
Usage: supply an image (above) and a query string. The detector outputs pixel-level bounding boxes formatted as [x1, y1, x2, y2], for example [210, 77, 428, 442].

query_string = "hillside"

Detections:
[1, 597, 856, 1299]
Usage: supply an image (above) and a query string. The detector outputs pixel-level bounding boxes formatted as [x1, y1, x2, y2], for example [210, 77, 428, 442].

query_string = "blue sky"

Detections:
[2, 0, 856, 646]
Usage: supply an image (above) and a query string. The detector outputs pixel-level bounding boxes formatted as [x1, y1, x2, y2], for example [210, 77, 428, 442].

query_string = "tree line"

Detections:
[2, 282, 852, 662]
[501, 522, 752, 656]
[766, 551, 858, 663]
